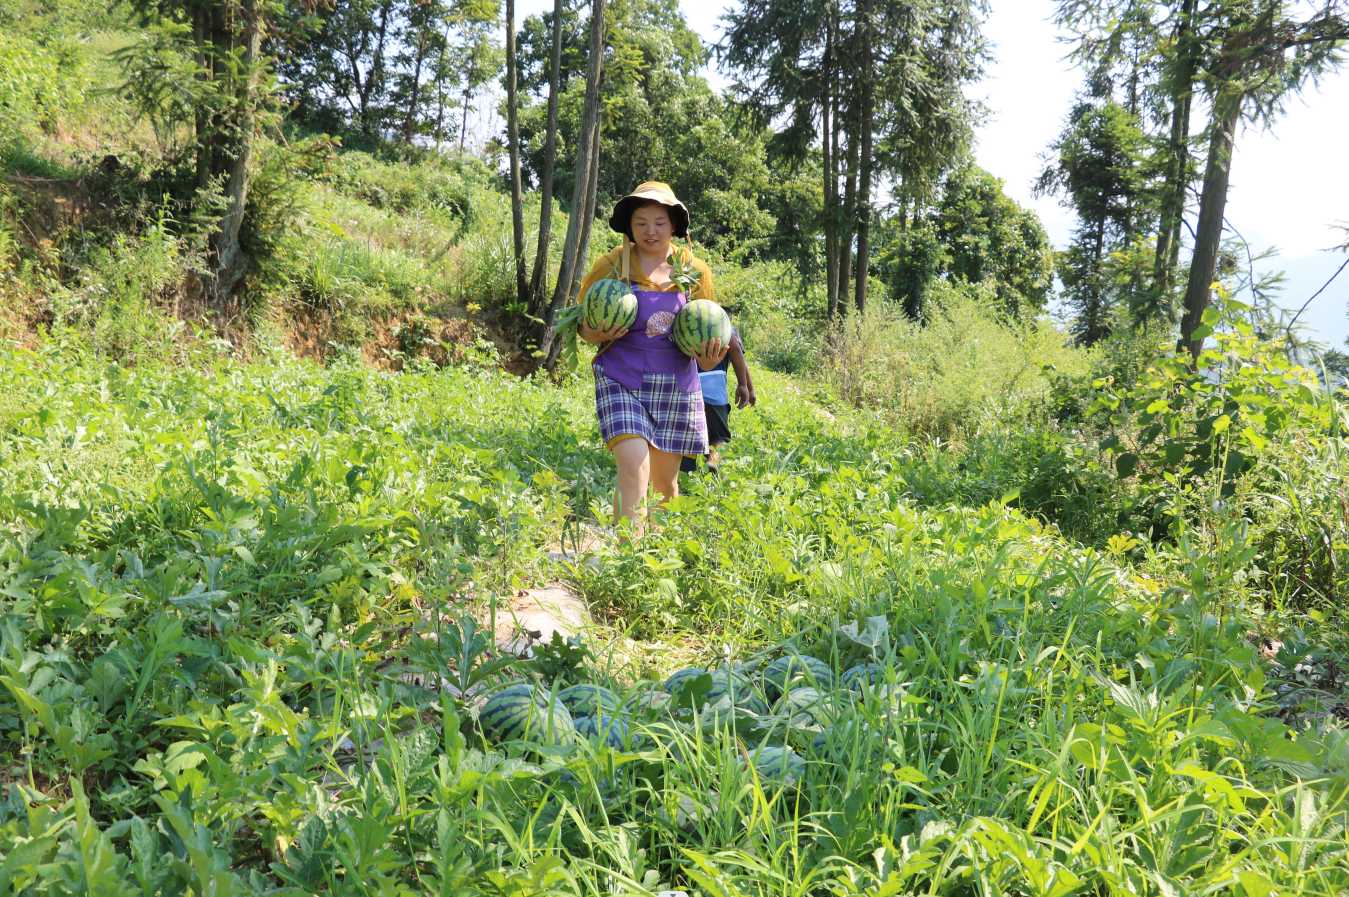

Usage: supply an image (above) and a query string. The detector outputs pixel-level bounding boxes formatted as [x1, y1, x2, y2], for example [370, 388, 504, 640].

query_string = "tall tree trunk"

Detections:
[207, 0, 263, 306]
[459, 87, 471, 152]
[853, 136, 873, 314]
[528, 0, 565, 316]
[837, 104, 859, 316]
[1085, 217, 1107, 343]
[1152, 0, 1197, 317]
[539, 0, 607, 359]
[506, 0, 528, 306]
[353, 0, 393, 137]
[433, 19, 452, 148]
[545, 139, 601, 370]
[822, 5, 839, 319]
[1180, 87, 1242, 359]
[570, 142, 602, 297]
[192, 7, 213, 192]
[853, 0, 874, 315]
[401, 27, 429, 144]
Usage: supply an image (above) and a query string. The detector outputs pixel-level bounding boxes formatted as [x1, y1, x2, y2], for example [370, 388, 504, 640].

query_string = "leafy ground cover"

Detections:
[1, 342, 1346, 895]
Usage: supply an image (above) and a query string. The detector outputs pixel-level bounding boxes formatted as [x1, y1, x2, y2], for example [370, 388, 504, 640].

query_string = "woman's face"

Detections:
[630, 203, 674, 254]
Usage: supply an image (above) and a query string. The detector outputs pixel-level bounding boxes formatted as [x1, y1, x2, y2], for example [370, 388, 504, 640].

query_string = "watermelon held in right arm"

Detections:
[582, 279, 638, 332]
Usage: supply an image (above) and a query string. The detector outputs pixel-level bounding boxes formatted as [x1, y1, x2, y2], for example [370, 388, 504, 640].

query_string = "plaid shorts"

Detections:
[595, 370, 708, 457]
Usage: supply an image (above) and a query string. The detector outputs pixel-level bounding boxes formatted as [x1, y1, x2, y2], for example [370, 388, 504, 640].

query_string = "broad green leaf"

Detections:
[1115, 452, 1138, 478]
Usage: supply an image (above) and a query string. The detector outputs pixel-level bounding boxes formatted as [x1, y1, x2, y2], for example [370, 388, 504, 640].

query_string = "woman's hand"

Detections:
[579, 320, 629, 345]
[735, 381, 756, 408]
[695, 337, 729, 371]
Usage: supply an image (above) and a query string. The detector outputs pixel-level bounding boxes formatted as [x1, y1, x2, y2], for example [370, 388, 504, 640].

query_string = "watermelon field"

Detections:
[1, 340, 1347, 896]
[4, 1, 1349, 892]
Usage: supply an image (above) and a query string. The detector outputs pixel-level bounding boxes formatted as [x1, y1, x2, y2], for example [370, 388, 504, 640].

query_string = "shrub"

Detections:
[1086, 295, 1345, 606]
[717, 259, 823, 374]
[1241, 427, 1348, 610]
[821, 280, 1092, 440]
[901, 426, 1130, 545]
[1089, 296, 1333, 510]
[322, 149, 489, 221]
[46, 216, 190, 363]
[0, 25, 88, 141]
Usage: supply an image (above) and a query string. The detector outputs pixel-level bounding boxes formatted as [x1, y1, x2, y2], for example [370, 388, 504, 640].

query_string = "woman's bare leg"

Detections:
[611, 437, 652, 531]
[648, 447, 683, 505]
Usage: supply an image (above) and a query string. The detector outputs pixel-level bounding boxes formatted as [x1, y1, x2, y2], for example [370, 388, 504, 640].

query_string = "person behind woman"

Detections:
[577, 181, 726, 533]
[680, 327, 755, 475]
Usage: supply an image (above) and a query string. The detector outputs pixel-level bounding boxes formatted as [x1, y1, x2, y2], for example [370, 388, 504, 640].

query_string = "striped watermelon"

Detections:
[663, 667, 709, 695]
[842, 663, 884, 691]
[671, 299, 732, 357]
[574, 713, 630, 748]
[777, 686, 838, 727]
[763, 654, 834, 700]
[623, 685, 673, 718]
[809, 717, 870, 757]
[479, 683, 576, 745]
[582, 278, 638, 332]
[557, 683, 621, 719]
[705, 670, 768, 714]
[743, 745, 806, 785]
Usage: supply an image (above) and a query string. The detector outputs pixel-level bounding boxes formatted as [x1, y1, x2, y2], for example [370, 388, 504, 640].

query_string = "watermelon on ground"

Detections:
[672, 299, 732, 357]
[809, 717, 872, 757]
[743, 745, 806, 786]
[777, 685, 825, 709]
[705, 670, 768, 714]
[762, 654, 834, 700]
[663, 667, 709, 694]
[623, 685, 673, 718]
[842, 663, 884, 691]
[557, 683, 621, 719]
[776, 686, 835, 725]
[574, 713, 630, 748]
[479, 683, 576, 745]
[582, 278, 638, 332]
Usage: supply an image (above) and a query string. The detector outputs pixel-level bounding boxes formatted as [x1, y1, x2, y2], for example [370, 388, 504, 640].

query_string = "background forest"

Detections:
[1, 1, 1349, 895]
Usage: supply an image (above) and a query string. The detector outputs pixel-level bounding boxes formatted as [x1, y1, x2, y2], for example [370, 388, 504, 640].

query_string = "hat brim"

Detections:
[609, 193, 690, 239]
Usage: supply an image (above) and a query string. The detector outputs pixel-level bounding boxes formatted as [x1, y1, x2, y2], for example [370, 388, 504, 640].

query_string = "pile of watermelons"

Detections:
[470, 618, 902, 788]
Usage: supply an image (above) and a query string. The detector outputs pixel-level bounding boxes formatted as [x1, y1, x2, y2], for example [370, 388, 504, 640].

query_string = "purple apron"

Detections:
[593, 289, 699, 393]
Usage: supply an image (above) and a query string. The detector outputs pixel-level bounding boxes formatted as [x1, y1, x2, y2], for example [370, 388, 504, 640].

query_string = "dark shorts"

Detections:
[595, 370, 708, 457]
[680, 402, 731, 472]
[704, 402, 731, 445]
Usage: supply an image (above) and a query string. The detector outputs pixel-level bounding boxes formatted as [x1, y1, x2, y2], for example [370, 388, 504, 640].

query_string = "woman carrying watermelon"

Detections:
[577, 181, 728, 532]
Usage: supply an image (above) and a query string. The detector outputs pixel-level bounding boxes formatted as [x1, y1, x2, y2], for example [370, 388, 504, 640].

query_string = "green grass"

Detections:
[1, 8, 1346, 893]
[1, 342, 1345, 895]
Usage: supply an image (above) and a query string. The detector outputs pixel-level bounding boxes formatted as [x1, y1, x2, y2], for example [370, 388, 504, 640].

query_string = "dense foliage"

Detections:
[1, 342, 1346, 895]
[2, 1, 1348, 893]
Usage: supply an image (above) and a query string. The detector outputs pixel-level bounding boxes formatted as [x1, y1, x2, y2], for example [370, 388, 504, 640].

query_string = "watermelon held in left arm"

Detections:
[672, 299, 732, 357]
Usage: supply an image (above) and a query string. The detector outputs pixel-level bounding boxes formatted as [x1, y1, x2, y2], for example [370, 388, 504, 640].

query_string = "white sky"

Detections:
[511, 0, 1349, 347]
